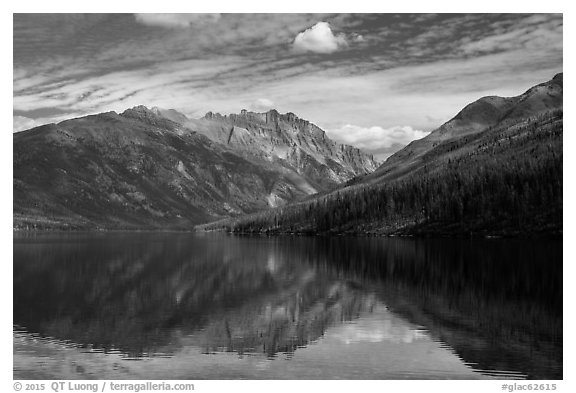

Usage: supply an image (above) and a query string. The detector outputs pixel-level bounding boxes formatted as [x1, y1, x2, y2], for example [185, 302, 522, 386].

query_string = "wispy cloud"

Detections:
[458, 14, 562, 55]
[13, 116, 38, 133]
[134, 13, 221, 28]
[13, 13, 562, 152]
[249, 98, 275, 112]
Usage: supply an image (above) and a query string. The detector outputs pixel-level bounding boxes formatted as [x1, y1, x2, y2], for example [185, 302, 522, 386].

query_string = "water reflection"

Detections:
[13, 233, 562, 379]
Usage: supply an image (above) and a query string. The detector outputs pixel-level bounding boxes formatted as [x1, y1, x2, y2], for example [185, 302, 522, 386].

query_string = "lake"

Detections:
[13, 232, 562, 379]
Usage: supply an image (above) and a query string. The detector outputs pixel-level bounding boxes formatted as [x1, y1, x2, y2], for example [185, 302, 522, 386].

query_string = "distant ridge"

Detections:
[153, 107, 380, 189]
[364, 72, 563, 185]
[204, 73, 563, 236]
[13, 105, 378, 230]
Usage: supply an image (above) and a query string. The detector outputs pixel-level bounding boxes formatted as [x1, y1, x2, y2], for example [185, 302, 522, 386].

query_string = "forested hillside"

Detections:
[201, 109, 562, 237]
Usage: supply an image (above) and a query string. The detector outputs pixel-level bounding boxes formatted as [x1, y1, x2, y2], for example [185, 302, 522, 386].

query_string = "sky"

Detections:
[13, 13, 563, 160]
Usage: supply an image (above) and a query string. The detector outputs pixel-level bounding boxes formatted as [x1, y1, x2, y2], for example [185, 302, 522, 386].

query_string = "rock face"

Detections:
[153, 107, 379, 192]
[13, 106, 378, 230]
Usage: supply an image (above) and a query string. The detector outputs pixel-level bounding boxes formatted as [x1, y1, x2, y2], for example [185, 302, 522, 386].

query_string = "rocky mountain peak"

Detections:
[121, 105, 158, 120]
[545, 73, 563, 90]
[201, 108, 320, 132]
[130, 106, 379, 190]
[204, 111, 226, 120]
[552, 72, 563, 83]
[150, 107, 190, 124]
[266, 109, 279, 124]
[121, 105, 180, 130]
[122, 105, 153, 115]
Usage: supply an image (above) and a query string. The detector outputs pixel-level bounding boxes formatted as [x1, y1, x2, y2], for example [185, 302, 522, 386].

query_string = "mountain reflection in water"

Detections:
[13, 233, 562, 379]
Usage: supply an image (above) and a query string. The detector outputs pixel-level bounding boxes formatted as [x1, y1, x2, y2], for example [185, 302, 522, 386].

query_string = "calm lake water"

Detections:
[13, 232, 562, 379]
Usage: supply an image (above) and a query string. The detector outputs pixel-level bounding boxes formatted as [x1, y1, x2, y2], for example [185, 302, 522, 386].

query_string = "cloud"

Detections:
[13, 113, 79, 133]
[13, 116, 38, 132]
[327, 124, 430, 160]
[293, 22, 348, 54]
[12, 57, 252, 116]
[249, 98, 275, 112]
[352, 33, 365, 42]
[12, 14, 562, 149]
[459, 22, 562, 55]
[134, 14, 221, 29]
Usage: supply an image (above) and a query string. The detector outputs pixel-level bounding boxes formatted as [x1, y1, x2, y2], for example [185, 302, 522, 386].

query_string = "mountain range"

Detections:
[13, 106, 377, 230]
[206, 73, 563, 236]
[13, 74, 562, 234]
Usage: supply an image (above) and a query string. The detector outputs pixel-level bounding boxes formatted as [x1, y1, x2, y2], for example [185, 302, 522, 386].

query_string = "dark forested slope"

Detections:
[202, 74, 563, 236]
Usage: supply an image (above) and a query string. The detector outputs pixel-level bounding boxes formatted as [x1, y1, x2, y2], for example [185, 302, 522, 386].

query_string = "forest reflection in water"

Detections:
[13, 232, 562, 379]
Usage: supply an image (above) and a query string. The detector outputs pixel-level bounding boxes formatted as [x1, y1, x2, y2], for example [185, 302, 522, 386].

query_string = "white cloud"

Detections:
[13, 114, 78, 133]
[13, 116, 38, 132]
[249, 98, 275, 112]
[327, 124, 430, 157]
[293, 22, 348, 54]
[134, 14, 221, 29]
[12, 21, 561, 146]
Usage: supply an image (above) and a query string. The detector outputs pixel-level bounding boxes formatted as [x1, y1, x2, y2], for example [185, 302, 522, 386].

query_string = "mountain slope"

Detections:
[360, 72, 563, 186]
[152, 107, 379, 191]
[204, 74, 563, 236]
[14, 110, 274, 229]
[14, 106, 379, 230]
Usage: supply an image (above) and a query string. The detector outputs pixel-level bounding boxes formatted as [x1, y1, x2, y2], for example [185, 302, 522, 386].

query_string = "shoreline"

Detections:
[13, 225, 563, 240]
